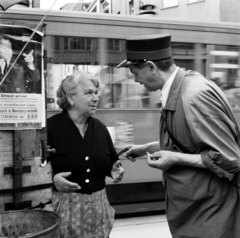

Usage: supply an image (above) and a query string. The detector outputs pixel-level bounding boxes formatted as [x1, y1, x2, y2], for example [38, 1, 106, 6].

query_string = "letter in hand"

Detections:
[111, 160, 125, 183]
[146, 150, 176, 171]
[53, 172, 81, 193]
[117, 145, 147, 162]
[146, 152, 158, 161]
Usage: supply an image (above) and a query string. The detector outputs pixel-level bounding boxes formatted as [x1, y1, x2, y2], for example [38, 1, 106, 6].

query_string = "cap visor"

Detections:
[116, 59, 133, 68]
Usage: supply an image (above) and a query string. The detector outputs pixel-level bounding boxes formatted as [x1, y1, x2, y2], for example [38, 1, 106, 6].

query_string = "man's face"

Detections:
[0, 39, 13, 60]
[128, 64, 162, 92]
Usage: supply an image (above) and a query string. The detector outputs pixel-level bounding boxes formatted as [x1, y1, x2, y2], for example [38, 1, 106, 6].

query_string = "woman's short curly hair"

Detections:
[56, 71, 101, 109]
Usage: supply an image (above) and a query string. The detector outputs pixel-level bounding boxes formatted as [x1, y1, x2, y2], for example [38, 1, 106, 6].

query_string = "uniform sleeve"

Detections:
[184, 84, 240, 186]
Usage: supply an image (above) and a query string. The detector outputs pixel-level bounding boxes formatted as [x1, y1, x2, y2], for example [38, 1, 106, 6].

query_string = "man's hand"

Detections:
[53, 172, 81, 193]
[111, 160, 125, 183]
[147, 150, 178, 171]
[117, 145, 147, 162]
[23, 50, 35, 69]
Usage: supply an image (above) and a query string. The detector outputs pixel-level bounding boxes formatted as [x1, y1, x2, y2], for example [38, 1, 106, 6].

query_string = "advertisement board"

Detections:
[0, 24, 44, 129]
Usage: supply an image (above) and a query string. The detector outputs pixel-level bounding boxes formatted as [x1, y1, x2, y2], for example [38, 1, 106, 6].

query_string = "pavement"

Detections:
[111, 214, 172, 238]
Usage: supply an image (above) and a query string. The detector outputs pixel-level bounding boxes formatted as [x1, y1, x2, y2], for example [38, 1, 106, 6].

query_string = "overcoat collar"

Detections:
[164, 67, 186, 112]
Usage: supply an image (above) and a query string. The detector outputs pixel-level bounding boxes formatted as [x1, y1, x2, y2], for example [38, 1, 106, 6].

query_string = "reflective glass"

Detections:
[46, 36, 240, 109]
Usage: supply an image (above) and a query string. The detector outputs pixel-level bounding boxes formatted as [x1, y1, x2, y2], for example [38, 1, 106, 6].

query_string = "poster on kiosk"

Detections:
[0, 24, 45, 130]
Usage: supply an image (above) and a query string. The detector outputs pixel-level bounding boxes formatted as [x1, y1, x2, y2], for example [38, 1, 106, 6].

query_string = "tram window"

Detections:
[229, 59, 238, 75]
[64, 37, 68, 50]
[63, 37, 92, 51]
[228, 46, 239, 51]
[172, 42, 204, 55]
[86, 39, 92, 50]
[70, 38, 92, 50]
[174, 59, 194, 71]
[70, 38, 78, 49]
[46, 37, 215, 110]
[46, 35, 162, 110]
[46, 63, 161, 109]
[54, 37, 60, 50]
[77, 38, 84, 50]
[48, 36, 60, 51]
[209, 44, 240, 108]
[96, 39, 121, 52]
[109, 39, 120, 51]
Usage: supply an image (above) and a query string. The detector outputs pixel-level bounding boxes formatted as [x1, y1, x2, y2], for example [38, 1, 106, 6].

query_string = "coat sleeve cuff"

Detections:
[201, 150, 235, 181]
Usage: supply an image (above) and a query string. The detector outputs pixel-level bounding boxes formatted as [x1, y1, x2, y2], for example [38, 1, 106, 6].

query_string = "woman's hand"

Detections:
[111, 160, 125, 183]
[53, 172, 81, 193]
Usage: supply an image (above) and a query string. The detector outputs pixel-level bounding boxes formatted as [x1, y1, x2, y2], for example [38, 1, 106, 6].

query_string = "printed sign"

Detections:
[0, 24, 44, 129]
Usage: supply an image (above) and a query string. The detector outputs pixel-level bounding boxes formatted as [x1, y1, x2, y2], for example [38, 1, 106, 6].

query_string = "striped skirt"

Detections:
[52, 188, 115, 238]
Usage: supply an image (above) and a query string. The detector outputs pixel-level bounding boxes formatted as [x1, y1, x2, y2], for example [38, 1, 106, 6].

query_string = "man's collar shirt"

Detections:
[161, 66, 179, 108]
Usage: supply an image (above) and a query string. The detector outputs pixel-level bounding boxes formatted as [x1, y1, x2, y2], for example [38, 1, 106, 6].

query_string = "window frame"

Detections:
[161, 0, 178, 9]
[186, 0, 205, 5]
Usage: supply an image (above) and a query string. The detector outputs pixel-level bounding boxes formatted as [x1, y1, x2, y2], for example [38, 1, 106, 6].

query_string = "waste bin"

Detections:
[0, 210, 61, 238]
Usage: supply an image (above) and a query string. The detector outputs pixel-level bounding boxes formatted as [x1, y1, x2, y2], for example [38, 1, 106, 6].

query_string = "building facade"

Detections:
[86, 0, 240, 23]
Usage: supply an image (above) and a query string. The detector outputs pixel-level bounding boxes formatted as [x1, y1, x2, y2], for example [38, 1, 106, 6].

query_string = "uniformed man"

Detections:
[117, 34, 240, 238]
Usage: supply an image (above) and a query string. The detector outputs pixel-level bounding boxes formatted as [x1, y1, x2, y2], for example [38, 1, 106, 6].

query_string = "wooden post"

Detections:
[13, 131, 23, 209]
[0, 20, 52, 212]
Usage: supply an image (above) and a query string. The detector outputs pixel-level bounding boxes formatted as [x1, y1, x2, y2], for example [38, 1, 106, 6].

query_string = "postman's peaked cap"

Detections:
[127, 34, 171, 60]
[116, 34, 172, 68]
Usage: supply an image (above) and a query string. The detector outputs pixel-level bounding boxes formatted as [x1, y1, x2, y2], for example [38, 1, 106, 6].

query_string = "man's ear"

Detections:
[146, 61, 157, 72]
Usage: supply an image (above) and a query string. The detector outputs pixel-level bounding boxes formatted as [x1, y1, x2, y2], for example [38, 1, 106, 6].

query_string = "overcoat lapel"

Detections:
[164, 67, 186, 112]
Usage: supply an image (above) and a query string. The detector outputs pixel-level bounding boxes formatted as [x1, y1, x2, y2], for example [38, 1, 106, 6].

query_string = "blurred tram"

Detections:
[1, 8, 240, 217]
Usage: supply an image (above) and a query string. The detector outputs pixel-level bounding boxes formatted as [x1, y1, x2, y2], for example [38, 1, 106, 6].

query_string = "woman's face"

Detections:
[70, 78, 99, 117]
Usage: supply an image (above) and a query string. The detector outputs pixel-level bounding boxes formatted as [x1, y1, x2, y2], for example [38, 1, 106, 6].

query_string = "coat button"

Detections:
[85, 179, 90, 183]
[16, 88, 20, 92]
[86, 169, 90, 172]
[85, 156, 89, 161]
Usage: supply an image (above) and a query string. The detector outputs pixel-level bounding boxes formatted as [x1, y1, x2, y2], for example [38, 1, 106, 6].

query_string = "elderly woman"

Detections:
[47, 71, 124, 238]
